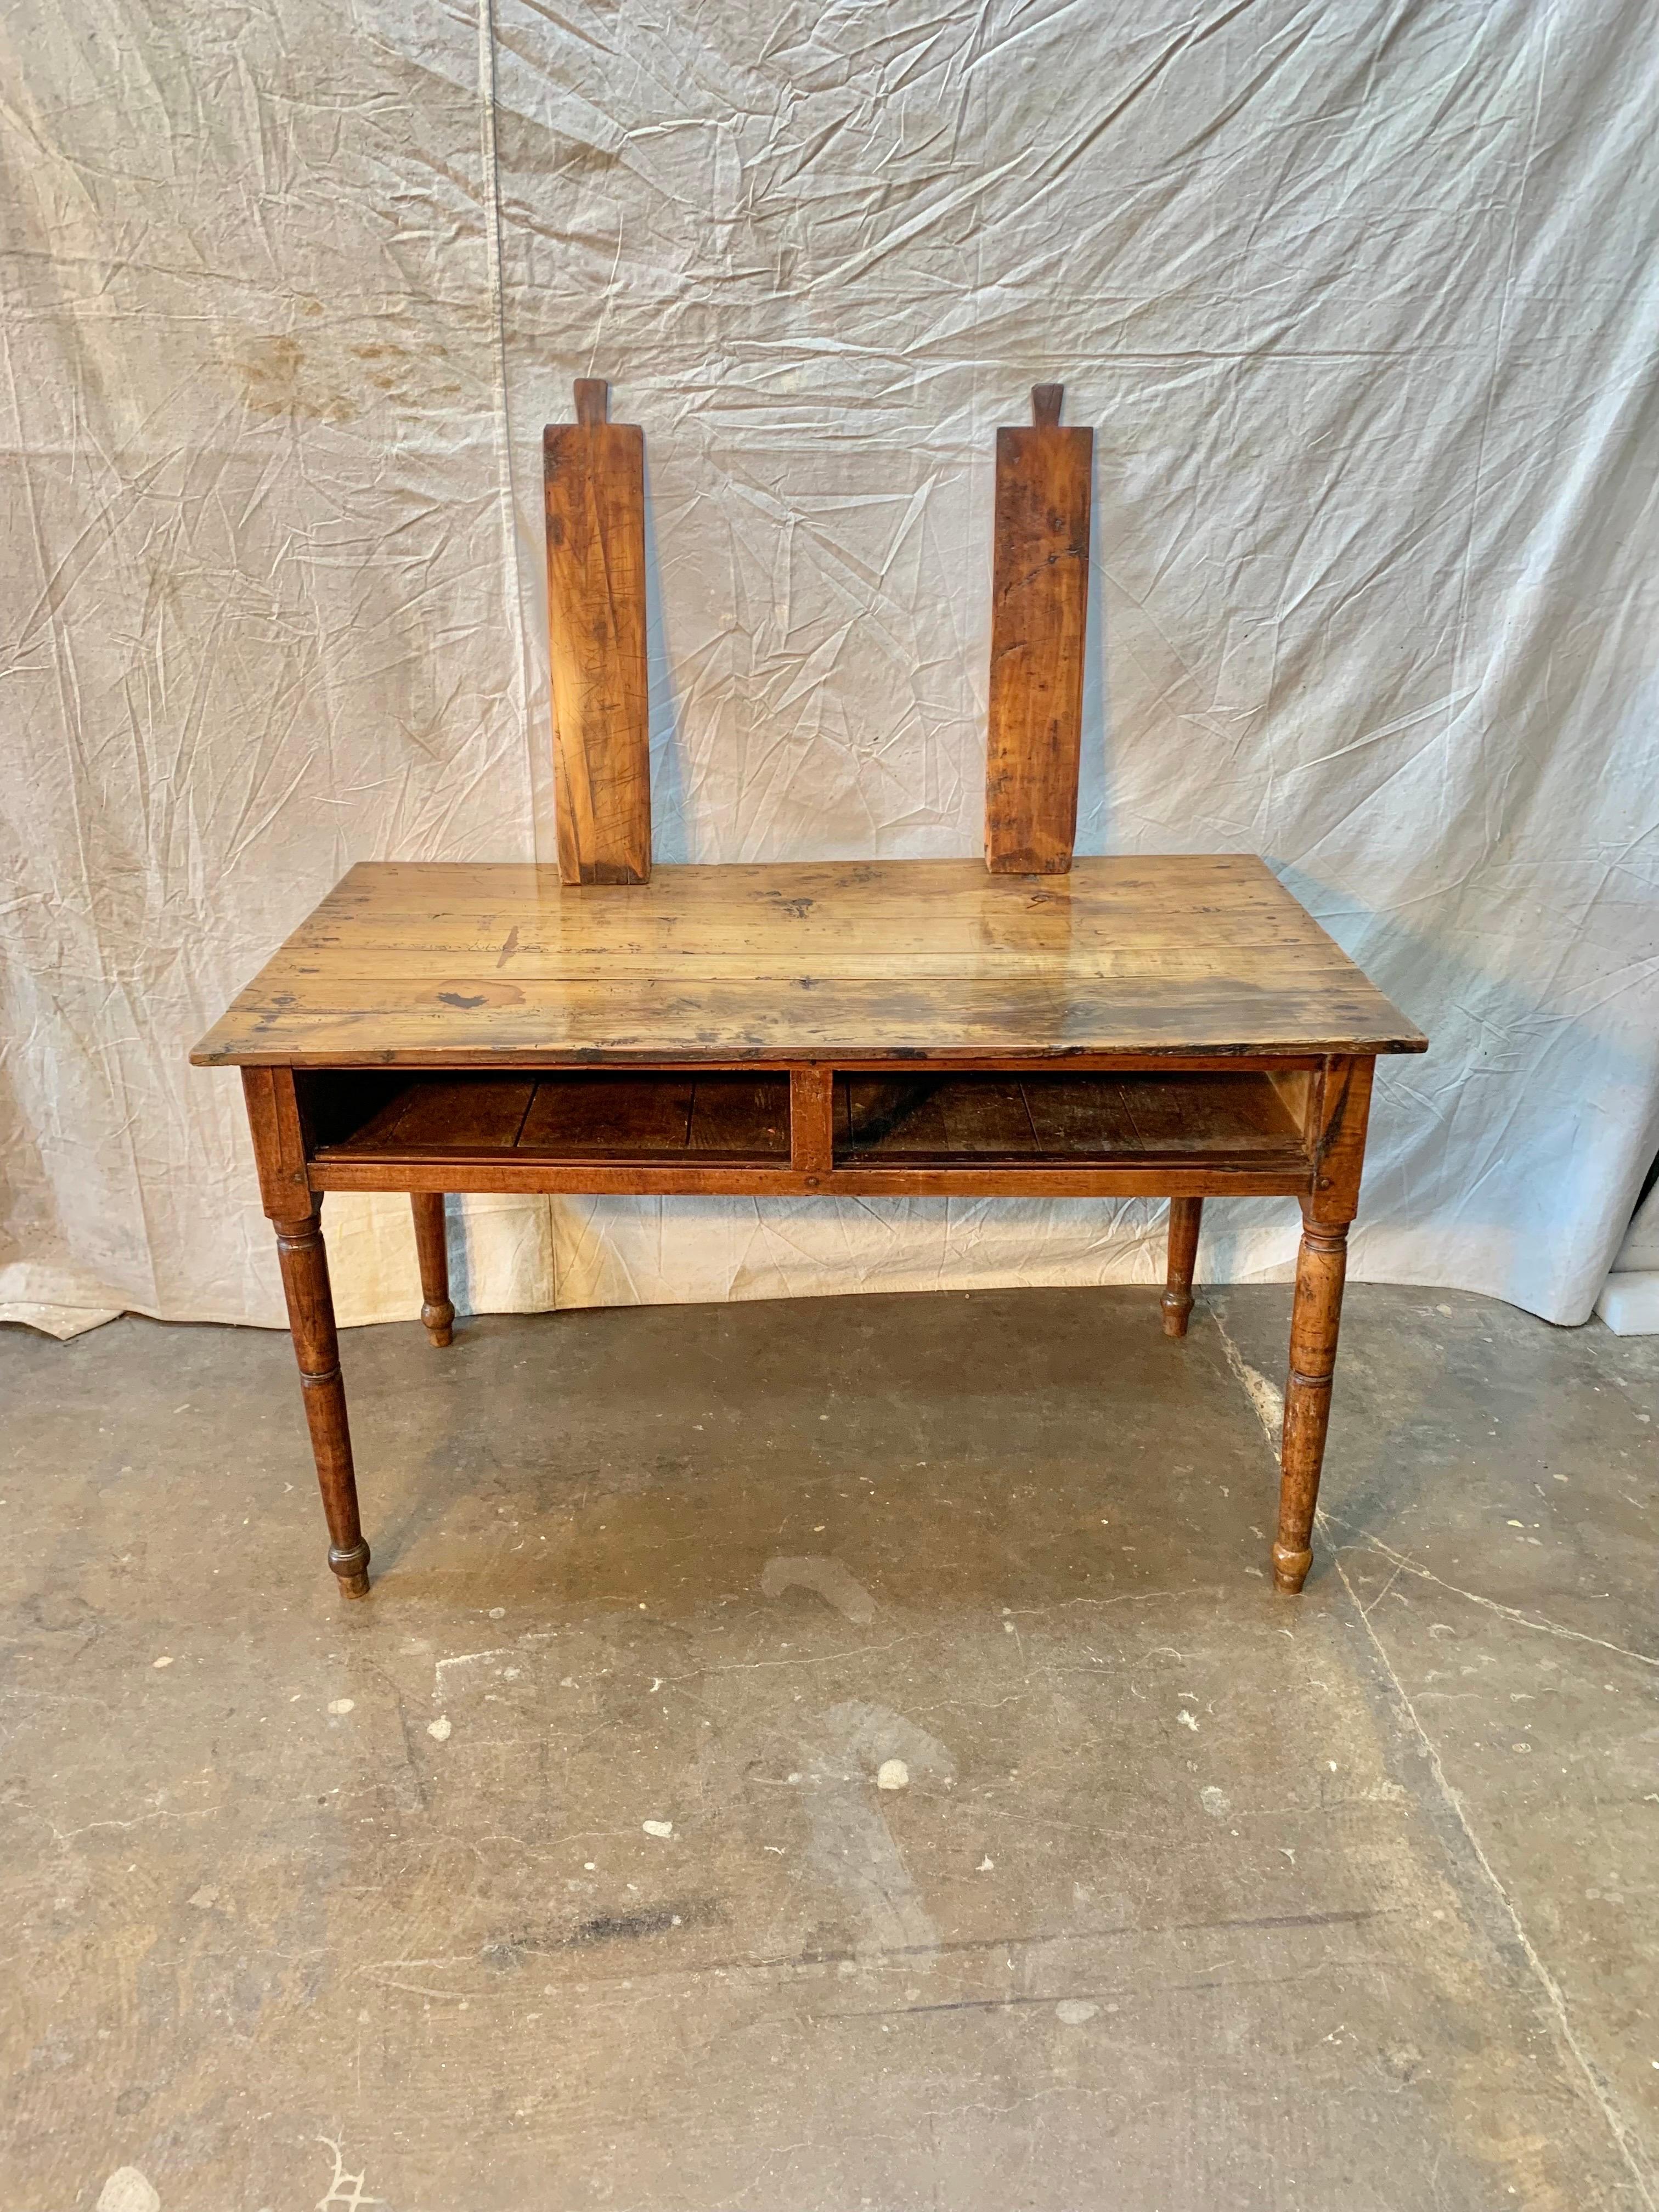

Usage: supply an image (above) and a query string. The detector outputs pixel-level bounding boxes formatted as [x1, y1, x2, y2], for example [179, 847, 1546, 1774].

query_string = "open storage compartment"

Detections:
[305, 1071, 790, 1165]
[300, 1065, 1310, 1181]
[833, 1070, 1308, 1171]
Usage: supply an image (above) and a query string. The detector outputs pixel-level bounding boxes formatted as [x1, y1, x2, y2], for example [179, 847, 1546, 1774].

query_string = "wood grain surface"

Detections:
[984, 385, 1092, 876]
[192, 856, 1425, 1066]
[544, 380, 651, 885]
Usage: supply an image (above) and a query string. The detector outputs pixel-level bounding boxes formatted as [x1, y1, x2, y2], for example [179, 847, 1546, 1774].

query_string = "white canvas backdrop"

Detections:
[3, 0, 1657, 1340]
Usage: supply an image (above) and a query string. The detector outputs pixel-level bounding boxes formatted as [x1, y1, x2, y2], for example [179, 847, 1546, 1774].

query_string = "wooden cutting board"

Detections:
[543, 379, 651, 884]
[984, 383, 1093, 875]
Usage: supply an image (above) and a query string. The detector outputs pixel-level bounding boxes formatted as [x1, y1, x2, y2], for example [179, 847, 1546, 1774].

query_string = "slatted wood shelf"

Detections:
[837, 1071, 1305, 1170]
[308, 1071, 790, 1164]
[302, 1065, 1310, 1189]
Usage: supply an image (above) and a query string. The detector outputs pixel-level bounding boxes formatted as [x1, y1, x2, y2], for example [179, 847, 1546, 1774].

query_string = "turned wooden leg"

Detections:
[1273, 1211, 1350, 1592]
[1161, 1197, 1203, 1338]
[411, 1192, 454, 1347]
[273, 1206, 370, 1600]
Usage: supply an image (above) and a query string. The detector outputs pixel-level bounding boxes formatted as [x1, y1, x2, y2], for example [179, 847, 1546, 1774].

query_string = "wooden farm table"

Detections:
[191, 851, 1425, 1599]
[195, 381, 1425, 1596]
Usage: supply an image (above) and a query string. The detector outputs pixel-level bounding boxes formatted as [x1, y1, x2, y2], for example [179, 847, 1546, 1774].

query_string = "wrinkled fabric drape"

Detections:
[3, 0, 1657, 1338]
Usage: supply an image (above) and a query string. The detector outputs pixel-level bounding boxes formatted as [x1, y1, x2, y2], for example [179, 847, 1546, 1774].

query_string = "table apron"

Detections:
[309, 1159, 1317, 1199]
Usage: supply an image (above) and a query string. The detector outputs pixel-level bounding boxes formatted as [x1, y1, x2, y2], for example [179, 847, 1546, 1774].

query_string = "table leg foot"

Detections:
[330, 1540, 373, 1600]
[1161, 1197, 1202, 1338]
[1271, 1543, 1314, 1594]
[411, 1193, 454, 1346]
[1272, 1211, 1348, 1592]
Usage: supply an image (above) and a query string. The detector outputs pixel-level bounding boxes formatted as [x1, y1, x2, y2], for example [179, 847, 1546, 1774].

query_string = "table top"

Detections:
[190, 856, 1426, 1068]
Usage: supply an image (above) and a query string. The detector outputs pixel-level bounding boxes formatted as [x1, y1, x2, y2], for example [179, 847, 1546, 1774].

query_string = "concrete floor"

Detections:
[2, 1280, 1656, 2211]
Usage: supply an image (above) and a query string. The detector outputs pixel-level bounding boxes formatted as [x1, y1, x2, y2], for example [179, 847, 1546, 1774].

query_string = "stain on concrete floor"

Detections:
[1, 1284, 1655, 2209]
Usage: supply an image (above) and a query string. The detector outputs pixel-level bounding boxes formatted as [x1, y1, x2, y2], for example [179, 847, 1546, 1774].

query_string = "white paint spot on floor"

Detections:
[876, 1758, 909, 1791]
[327, 1699, 354, 1716]
[1200, 1786, 1231, 1818]
[427, 1716, 452, 1741]
[314, 2136, 382, 2210]
[97, 2171, 160, 2212]
[1056, 2000, 1099, 2026]
[1178, 1709, 1199, 1731]
[642, 1819, 674, 1838]
[760, 1555, 877, 1624]
[188, 1884, 219, 1910]
[488, 1606, 505, 1619]
[977, 1855, 995, 1872]
[151, 1656, 173, 1669]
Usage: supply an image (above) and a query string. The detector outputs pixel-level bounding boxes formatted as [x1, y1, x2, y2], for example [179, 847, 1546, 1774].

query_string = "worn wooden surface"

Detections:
[518, 1073, 691, 1155]
[544, 381, 650, 885]
[984, 386, 1092, 876]
[323, 1072, 793, 1163]
[192, 857, 1425, 1066]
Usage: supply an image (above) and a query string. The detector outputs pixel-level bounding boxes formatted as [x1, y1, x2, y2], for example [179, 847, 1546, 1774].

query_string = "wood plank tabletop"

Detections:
[190, 856, 1426, 1067]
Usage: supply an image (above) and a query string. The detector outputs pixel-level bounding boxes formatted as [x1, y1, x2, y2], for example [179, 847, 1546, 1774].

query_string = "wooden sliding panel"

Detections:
[985, 384, 1093, 876]
[544, 379, 651, 885]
